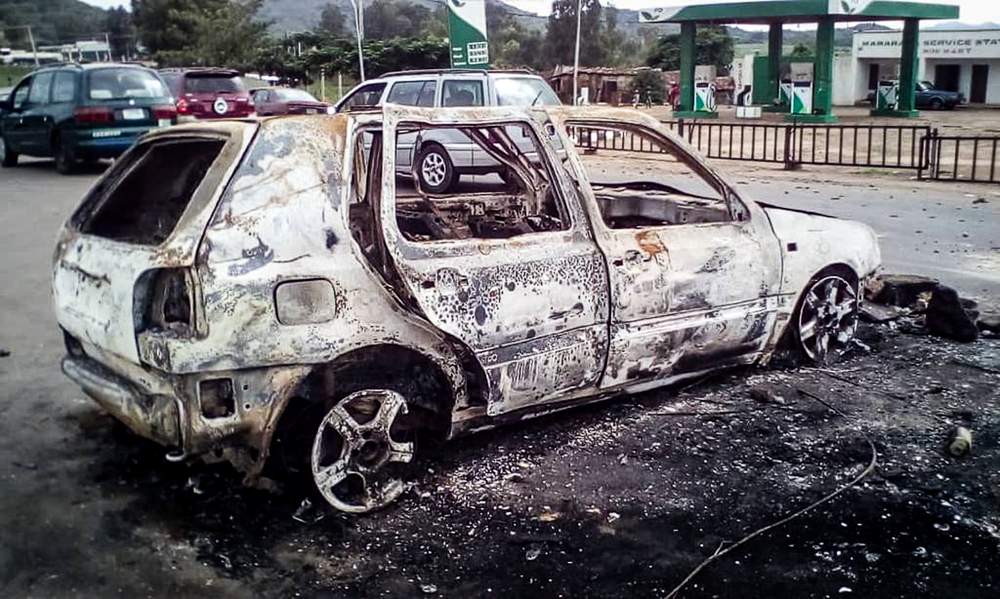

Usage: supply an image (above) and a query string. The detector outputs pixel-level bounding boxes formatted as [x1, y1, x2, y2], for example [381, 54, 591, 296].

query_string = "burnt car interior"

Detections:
[351, 122, 569, 242]
[568, 122, 741, 228]
[74, 138, 224, 245]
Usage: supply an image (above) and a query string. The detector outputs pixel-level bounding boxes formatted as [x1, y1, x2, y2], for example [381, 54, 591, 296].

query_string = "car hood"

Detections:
[759, 202, 882, 288]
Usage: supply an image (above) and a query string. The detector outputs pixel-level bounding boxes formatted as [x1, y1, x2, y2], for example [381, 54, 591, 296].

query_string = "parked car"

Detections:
[0, 63, 175, 173]
[52, 105, 881, 513]
[336, 69, 562, 192]
[159, 68, 255, 121]
[251, 87, 333, 116]
[916, 81, 964, 110]
[865, 81, 964, 110]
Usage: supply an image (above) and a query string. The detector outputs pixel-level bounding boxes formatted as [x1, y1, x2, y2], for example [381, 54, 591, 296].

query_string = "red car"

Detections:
[251, 87, 333, 116]
[159, 68, 255, 120]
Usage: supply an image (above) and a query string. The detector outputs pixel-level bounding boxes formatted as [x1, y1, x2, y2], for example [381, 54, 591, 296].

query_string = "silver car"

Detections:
[336, 69, 561, 192]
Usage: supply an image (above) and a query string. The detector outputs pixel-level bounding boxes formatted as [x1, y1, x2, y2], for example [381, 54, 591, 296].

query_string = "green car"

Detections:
[0, 63, 176, 174]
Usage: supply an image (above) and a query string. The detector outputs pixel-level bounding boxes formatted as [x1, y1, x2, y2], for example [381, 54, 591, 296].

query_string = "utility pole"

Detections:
[104, 32, 112, 61]
[320, 67, 326, 102]
[572, 0, 582, 105]
[26, 25, 39, 67]
[349, 0, 365, 81]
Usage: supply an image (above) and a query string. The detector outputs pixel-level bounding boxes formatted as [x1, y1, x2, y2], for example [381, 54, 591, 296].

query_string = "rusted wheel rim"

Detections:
[798, 275, 858, 364]
[421, 151, 447, 187]
[310, 389, 414, 513]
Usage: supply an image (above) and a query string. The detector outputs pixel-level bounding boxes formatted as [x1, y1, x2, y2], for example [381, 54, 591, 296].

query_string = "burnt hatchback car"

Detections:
[53, 106, 880, 513]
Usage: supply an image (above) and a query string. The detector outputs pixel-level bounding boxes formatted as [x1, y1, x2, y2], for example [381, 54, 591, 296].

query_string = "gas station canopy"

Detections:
[639, 1, 959, 25]
[639, 1, 960, 121]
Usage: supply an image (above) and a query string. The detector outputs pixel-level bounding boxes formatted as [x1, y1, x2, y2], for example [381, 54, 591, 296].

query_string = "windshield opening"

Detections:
[187, 75, 246, 94]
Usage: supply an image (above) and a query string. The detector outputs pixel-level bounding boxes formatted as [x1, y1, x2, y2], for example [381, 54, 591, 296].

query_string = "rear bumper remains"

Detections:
[61, 354, 181, 447]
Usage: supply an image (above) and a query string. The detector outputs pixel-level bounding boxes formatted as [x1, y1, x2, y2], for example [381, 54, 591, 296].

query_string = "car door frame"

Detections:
[372, 104, 611, 416]
[546, 108, 784, 391]
[2, 75, 34, 153]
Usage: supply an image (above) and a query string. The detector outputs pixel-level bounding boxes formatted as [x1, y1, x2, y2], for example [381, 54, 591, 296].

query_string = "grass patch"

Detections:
[0, 65, 33, 88]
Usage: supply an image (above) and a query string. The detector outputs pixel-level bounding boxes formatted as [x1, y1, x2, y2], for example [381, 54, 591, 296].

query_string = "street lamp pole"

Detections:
[572, 0, 582, 105]
[349, 0, 366, 81]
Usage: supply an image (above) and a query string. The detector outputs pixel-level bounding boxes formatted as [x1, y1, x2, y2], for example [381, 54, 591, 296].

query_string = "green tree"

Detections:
[627, 68, 665, 104]
[646, 25, 734, 73]
[106, 6, 136, 60]
[545, 0, 606, 67]
[363, 0, 444, 40]
[789, 42, 813, 59]
[318, 3, 347, 37]
[132, 0, 268, 67]
[486, 1, 545, 70]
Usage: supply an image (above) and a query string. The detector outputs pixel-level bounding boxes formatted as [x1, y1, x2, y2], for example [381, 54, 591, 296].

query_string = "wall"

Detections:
[833, 54, 856, 105]
[925, 59, 1000, 104]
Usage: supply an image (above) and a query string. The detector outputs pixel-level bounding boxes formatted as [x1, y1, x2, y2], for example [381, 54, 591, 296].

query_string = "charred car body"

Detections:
[53, 106, 880, 512]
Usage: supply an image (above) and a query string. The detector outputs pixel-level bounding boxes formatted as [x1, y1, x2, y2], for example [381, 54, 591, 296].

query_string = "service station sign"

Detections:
[856, 30, 1000, 59]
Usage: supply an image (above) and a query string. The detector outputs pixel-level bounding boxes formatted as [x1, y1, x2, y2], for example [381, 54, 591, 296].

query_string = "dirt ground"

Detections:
[2, 157, 999, 598]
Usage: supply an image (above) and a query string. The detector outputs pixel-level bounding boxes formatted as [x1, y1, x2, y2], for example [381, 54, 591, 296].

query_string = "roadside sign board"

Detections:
[447, 0, 489, 69]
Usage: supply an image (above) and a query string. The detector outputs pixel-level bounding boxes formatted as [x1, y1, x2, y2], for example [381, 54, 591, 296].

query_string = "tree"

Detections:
[545, 0, 606, 67]
[646, 25, 734, 73]
[789, 42, 813, 59]
[486, 1, 545, 70]
[132, 0, 268, 67]
[106, 6, 136, 60]
[318, 3, 346, 37]
[627, 68, 665, 104]
[363, 0, 444, 40]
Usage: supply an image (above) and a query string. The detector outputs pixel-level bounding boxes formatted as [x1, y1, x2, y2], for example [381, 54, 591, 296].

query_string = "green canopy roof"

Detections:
[638, 1, 959, 25]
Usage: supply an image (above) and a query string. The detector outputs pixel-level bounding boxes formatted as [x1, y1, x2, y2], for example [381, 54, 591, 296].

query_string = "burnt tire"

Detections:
[791, 268, 860, 365]
[0, 135, 17, 167]
[415, 144, 456, 194]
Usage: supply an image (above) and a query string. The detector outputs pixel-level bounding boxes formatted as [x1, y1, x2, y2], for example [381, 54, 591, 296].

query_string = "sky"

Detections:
[79, 0, 997, 23]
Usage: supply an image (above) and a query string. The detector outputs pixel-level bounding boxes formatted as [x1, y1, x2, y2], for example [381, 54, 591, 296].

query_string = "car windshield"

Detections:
[495, 77, 561, 106]
[87, 68, 168, 100]
[276, 89, 317, 102]
[918, 81, 935, 91]
[187, 75, 246, 94]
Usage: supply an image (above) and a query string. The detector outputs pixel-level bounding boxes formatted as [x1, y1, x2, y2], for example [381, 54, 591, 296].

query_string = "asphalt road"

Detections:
[1, 157, 998, 598]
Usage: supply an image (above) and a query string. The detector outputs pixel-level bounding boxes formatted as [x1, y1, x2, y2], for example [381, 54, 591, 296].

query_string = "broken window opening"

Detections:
[393, 122, 569, 242]
[76, 138, 225, 245]
[568, 122, 745, 229]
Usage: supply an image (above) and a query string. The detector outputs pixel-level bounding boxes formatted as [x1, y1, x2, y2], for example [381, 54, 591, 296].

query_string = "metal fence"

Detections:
[665, 120, 933, 171]
[920, 133, 1000, 184]
[572, 120, 1000, 185]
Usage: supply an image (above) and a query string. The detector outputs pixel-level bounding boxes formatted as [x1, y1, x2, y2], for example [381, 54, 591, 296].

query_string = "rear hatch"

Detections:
[53, 122, 254, 363]
[180, 72, 254, 119]
[79, 67, 176, 131]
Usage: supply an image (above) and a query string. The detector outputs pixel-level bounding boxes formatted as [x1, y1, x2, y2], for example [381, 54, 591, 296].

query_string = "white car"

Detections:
[337, 69, 561, 192]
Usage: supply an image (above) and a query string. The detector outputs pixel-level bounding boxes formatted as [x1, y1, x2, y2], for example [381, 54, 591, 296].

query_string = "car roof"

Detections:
[159, 67, 241, 77]
[29, 62, 154, 74]
[377, 69, 540, 79]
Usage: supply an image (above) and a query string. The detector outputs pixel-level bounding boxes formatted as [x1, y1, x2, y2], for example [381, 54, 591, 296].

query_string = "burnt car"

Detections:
[53, 106, 881, 513]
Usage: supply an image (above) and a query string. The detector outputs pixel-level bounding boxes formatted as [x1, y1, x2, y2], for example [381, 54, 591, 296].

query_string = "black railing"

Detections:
[571, 121, 1000, 185]
[920, 133, 1000, 183]
[665, 120, 932, 170]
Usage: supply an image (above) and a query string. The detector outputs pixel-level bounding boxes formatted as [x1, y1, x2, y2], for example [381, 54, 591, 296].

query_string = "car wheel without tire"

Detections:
[0, 135, 17, 167]
[415, 144, 456, 194]
[54, 139, 77, 175]
[310, 389, 416, 513]
[792, 272, 859, 364]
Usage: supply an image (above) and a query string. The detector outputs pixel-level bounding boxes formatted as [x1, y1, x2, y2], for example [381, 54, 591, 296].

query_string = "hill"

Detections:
[0, 0, 108, 46]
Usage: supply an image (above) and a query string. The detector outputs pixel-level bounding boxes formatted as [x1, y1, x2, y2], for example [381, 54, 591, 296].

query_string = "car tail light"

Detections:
[135, 268, 195, 335]
[153, 105, 177, 120]
[176, 98, 190, 114]
[74, 106, 113, 124]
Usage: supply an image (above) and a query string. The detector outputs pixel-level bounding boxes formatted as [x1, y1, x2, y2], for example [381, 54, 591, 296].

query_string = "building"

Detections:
[845, 27, 1000, 105]
[37, 41, 112, 63]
